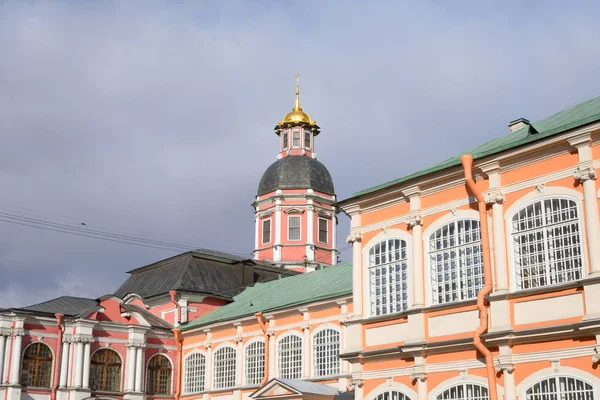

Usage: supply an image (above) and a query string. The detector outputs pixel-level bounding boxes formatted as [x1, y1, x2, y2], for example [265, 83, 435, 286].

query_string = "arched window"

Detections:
[368, 238, 409, 315]
[146, 355, 172, 395]
[213, 346, 236, 389]
[277, 334, 303, 379]
[183, 353, 206, 394]
[511, 198, 583, 289]
[312, 328, 340, 377]
[21, 342, 53, 388]
[90, 349, 121, 392]
[525, 376, 594, 399]
[436, 383, 488, 400]
[244, 341, 265, 386]
[373, 389, 411, 400]
[429, 219, 482, 304]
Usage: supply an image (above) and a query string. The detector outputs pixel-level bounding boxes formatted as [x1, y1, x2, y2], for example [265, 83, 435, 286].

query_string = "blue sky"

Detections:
[1, 1, 600, 306]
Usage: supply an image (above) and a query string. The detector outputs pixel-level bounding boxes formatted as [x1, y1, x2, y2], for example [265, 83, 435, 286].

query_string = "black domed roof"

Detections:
[257, 156, 335, 196]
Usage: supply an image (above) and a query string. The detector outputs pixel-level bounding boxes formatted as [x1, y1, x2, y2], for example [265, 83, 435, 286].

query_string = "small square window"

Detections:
[292, 130, 301, 148]
[288, 216, 301, 241]
[262, 220, 271, 244]
[318, 218, 328, 243]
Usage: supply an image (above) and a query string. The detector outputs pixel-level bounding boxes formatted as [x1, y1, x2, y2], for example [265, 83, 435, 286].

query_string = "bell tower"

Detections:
[253, 75, 337, 272]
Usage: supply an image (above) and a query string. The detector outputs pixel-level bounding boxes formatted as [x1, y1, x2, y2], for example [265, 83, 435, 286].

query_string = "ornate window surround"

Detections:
[515, 367, 599, 400]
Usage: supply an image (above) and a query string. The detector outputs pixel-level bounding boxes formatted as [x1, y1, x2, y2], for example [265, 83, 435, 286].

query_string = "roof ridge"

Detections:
[23, 295, 96, 309]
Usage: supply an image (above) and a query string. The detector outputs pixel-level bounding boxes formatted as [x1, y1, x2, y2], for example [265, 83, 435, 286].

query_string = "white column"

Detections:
[59, 341, 70, 388]
[307, 204, 314, 245]
[267, 321, 275, 379]
[205, 344, 212, 390]
[2, 335, 10, 384]
[300, 310, 310, 378]
[407, 212, 424, 307]
[254, 213, 259, 260]
[73, 341, 84, 388]
[0, 334, 6, 384]
[66, 342, 74, 387]
[331, 213, 337, 265]
[135, 347, 144, 392]
[82, 342, 91, 389]
[417, 377, 427, 400]
[491, 199, 508, 291]
[9, 331, 23, 384]
[274, 203, 282, 262]
[125, 345, 136, 392]
[346, 208, 363, 316]
[502, 367, 516, 400]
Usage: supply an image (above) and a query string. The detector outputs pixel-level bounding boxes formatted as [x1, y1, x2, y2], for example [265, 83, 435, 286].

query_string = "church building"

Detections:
[2, 79, 600, 400]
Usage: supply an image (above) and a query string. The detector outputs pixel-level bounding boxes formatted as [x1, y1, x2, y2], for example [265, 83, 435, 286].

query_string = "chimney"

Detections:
[508, 118, 530, 132]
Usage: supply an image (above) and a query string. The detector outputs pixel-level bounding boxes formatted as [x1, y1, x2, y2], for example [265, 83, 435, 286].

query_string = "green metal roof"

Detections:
[347, 95, 600, 199]
[180, 262, 352, 331]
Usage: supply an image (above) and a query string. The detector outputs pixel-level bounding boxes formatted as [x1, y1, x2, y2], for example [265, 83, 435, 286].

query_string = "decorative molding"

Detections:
[234, 335, 243, 343]
[284, 207, 305, 215]
[307, 205, 315, 211]
[409, 372, 427, 382]
[258, 210, 274, 218]
[126, 341, 146, 349]
[551, 359, 560, 372]
[12, 328, 25, 337]
[346, 232, 362, 244]
[484, 189, 505, 205]
[203, 341, 212, 349]
[300, 321, 310, 331]
[451, 207, 459, 216]
[0, 329, 11, 337]
[349, 379, 364, 389]
[574, 162, 597, 183]
[317, 210, 333, 219]
[495, 363, 515, 373]
[406, 212, 423, 229]
[536, 183, 545, 193]
[73, 334, 94, 344]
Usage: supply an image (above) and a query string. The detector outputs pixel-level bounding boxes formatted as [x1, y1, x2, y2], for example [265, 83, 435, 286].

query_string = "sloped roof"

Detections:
[345, 95, 600, 200]
[181, 262, 352, 331]
[21, 296, 97, 316]
[114, 250, 296, 300]
[273, 378, 340, 395]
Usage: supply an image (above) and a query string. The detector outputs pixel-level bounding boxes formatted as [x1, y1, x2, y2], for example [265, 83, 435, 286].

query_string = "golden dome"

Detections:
[278, 74, 317, 126]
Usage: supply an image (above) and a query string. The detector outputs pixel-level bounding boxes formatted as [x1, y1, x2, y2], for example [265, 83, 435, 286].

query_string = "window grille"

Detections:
[90, 349, 121, 392]
[318, 218, 328, 243]
[436, 383, 489, 400]
[292, 131, 301, 148]
[429, 219, 483, 304]
[282, 131, 289, 150]
[183, 353, 206, 394]
[289, 216, 301, 240]
[512, 198, 583, 289]
[312, 329, 340, 377]
[146, 355, 172, 395]
[20, 342, 53, 388]
[374, 390, 412, 400]
[262, 219, 271, 244]
[368, 239, 409, 316]
[244, 341, 265, 386]
[304, 132, 311, 149]
[277, 334, 303, 379]
[213, 346, 236, 389]
[525, 376, 594, 400]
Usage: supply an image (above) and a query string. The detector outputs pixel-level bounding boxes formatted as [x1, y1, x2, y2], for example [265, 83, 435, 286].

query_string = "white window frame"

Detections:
[262, 219, 271, 245]
[434, 383, 489, 400]
[288, 215, 302, 241]
[318, 217, 328, 244]
[516, 367, 599, 400]
[430, 374, 502, 400]
[243, 338, 265, 386]
[183, 351, 206, 394]
[505, 189, 586, 292]
[366, 382, 416, 400]
[362, 229, 412, 317]
[311, 325, 341, 378]
[275, 331, 303, 380]
[282, 130, 289, 150]
[523, 375, 595, 400]
[212, 344, 237, 389]
[292, 130, 301, 148]
[304, 131, 311, 150]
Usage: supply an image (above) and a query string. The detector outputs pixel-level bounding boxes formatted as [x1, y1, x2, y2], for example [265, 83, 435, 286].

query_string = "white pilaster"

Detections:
[0, 333, 6, 384]
[274, 203, 282, 262]
[73, 340, 84, 388]
[346, 207, 363, 316]
[300, 309, 310, 378]
[9, 329, 24, 385]
[82, 342, 91, 389]
[59, 340, 70, 388]
[2, 335, 11, 384]
[66, 341, 74, 387]
[204, 330, 212, 390]
[307, 204, 314, 245]
[135, 347, 144, 392]
[235, 324, 243, 386]
[406, 187, 424, 307]
[267, 319, 275, 379]
[254, 213, 259, 259]
[497, 345, 515, 400]
[125, 345, 136, 392]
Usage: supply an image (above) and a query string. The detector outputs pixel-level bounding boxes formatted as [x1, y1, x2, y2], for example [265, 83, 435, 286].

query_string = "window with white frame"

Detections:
[282, 131, 289, 150]
[262, 219, 271, 245]
[244, 341, 265, 386]
[373, 390, 412, 400]
[318, 218, 328, 243]
[436, 383, 489, 400]
[292, 130, 301, 148]
[213, 346, 236, 389]
[183, 353, 206, 394]
[511, 197, 583, 290]
[525, 376, 594, 400]
[277, 334, 303, 379]
[312, 328, 340, 377]
[368, 239, 409, 316]
[288, 216, 301, 241]
[429, 219, 483, 304]
[304, 131, 311, 149]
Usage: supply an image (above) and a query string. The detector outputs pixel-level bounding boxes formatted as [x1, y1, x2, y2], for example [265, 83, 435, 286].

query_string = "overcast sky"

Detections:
[1, 1, 600, 307]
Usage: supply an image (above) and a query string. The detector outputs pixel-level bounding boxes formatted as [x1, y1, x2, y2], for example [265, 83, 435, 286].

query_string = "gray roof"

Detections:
[21, 296, 97, 316]
[257, 155, 335, 196]
[271, 378, 340, 395]
[114, 250, 297, 300]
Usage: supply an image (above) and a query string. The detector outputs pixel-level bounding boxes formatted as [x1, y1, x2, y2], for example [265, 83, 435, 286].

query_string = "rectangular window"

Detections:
[318, 218, 328, 243]
[282, 131, 289, 150]
[262, 219, 271, 244]
[292, 130, 301, 148]
[288, 216, 301, 241]
[304, 132, 311, 149]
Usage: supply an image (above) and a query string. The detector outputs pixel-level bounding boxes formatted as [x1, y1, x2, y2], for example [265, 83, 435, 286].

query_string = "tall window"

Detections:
[312, 329, 340, 377]
[146, 355, 172, 395]
[90, 349, 121, 392]
[288, 216, 301, 240]
[436, 383, 489, 400]
[213, 346, 236, 389]
[183, 353, 206, 394]
[512, 198, 583, 289]
[277, 334, 303, 379]
[21, 342, 53, 388]
[282, 131, 289, 150]
[368, 239, 409, 316]
[292, 130, 301, 148]
[304, 132, 311, 149]
[429, 219, 483, 304]
[318, 218, 328, 243]
[244, 341, 265, 386]
[374, 390, 412, 400]
[525, 376, 594, 400]
[262, 219, 271, 244]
